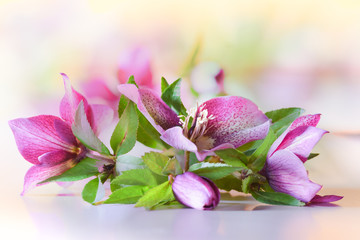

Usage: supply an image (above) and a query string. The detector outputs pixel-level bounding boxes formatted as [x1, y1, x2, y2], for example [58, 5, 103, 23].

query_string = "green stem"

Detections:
[86, 151, 115, 164]
[184, 151, 190, 172]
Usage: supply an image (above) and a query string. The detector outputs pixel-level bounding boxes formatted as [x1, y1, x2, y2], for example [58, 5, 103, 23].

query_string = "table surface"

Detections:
[1, 187, 359, 240]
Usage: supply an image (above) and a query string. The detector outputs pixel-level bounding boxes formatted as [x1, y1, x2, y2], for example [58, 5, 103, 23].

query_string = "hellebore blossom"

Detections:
[172, 172, 220, 210]
[9, 74, 112, 194]
[190, 62, 225, 95]
[118, 84, 270, 161]
[82, 47, 154, 110]
[265, 114, 342, 203]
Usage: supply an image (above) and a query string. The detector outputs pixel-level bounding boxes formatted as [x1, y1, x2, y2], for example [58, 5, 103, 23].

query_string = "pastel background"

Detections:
[1, 0, 360, 214]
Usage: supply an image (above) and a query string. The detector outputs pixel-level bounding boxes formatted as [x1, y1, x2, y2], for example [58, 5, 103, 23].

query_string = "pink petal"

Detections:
[90, 104, 114, 136]
[272, 126, 328, 162]
[190, 62, 224, 94]
[160, 126, 198, 152]
[201, 96, 270, 148]
[38, 150, 77, 166]
[268, 114, 322, 158]
[81, 78, 119, 107]
[195, 143, 235, 162]
[215, 69, 225, 93]
[118, 84, 180, 133]
[59, 73, 94, 127]
[266, 149, 322, 203]
[117, 47, 153, 88]
[22, 159, 75, 194]
[311, 194, 344, 203]
[9, 115, 78, 165]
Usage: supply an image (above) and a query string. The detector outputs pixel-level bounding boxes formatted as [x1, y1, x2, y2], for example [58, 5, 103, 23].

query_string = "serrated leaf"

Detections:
[39, 158, 98, 183]
[213, 175, 243, 192]
[116, 155, 145, 174]
[265, 108, 304, 136]
[72, 101, 110, 155]
[111, 102, 138, 156]
[105, 185, 150, 204]
[118, 95, 130, 118]
[215, 148, 248, 167]
[248, 129, 276, 172]
[137, 111, 169, 150]
[142, 152, 169, 176]
[82, 177, 105, 204]
[251, 190, 305, 206]
[161, 77, 170, 93]
[111, 169, 158, 188]
[162, 157, 183, 175]
[135, 181, 174, 208]
[188, 162, 243, 180]
[161, 78, 187, 115]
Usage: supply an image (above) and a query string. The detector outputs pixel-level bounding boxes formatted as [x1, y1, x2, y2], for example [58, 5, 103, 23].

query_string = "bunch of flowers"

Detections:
[9, 53, 342, 210]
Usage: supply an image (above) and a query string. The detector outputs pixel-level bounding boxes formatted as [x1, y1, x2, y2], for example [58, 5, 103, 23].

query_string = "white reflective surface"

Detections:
[1, 187, 359, 240]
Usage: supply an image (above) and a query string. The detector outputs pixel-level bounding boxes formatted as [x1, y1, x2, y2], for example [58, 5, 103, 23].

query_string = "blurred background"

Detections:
[1, 0, 360, 201]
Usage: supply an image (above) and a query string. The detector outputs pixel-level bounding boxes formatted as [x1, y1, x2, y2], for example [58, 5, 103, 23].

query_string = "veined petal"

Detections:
[268, 114, 321, 158]
[118, 84, 180, 133]
[22, 159, 76, 194]
[266, 149, 322, 203]
[59, 73, 94, 127]
[160, 126, 198, 152]
[274, 126, 328, 162]
[117, 47, 153, 88]
[9, 115, 78, 165]
[90, 104, 114, 136]
[38, 150, 77, 166]
[172, 172, 220, 210]
[201, 96, 270, 148]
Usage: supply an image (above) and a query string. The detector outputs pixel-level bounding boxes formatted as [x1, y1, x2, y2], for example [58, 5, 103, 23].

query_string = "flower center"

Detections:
[179, 104, 215, 143]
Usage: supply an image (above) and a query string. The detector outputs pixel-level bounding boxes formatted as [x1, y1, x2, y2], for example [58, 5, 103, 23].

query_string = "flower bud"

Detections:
[172, 172, 220, 210]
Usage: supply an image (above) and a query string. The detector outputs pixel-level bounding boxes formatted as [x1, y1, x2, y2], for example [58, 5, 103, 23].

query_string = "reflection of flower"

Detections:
[9, 74, 112, 194]
[118, 84, 270, 161]
[172, 172, 220, 210]
[82, 47, 154, 110]
[265, 114, 336, 203]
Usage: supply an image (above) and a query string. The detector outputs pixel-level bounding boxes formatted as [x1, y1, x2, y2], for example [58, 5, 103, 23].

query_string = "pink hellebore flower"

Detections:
[172, 172, 220, 210]
[265, 114, 343, 203]
[118, 84, 270, 161]
[190, 62, 225, 95]
[82, 47, 154, 109]
[9, 74, 113, 194]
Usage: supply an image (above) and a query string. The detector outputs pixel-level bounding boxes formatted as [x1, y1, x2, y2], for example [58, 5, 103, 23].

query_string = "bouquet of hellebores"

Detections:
[9, 54, 343, 210]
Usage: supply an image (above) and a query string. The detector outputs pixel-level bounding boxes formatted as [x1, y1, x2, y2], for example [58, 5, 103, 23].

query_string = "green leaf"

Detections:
[135, 181, 174, 208]
[308, 153, 319, 160]
[110, 102, 139, 156]
[189, 162, 243, 180]
[39, 158, 98, 183]
[251, 190, 305, 206]
[248, 129, 276, 172]
[161, 77, 170, 93]
[127, 75, 138, 87]
[72, 101, 110, 155]
[142, 152, 169, 176]
[118, 95, 130, 118]
[242, 175, 258, 194]
[162, 157, 183, 175]
[265, 108, 304, 136]
[213, 175, 243, 192]
[137, 111, 169, 150]
[116, 155, 145, 173]
[215, 148, 248, 167]
[105, 185, 150, 204]
[82, 177, 105, 204]
[161, 78, 187, 115]
[111, 169, 158, 188]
